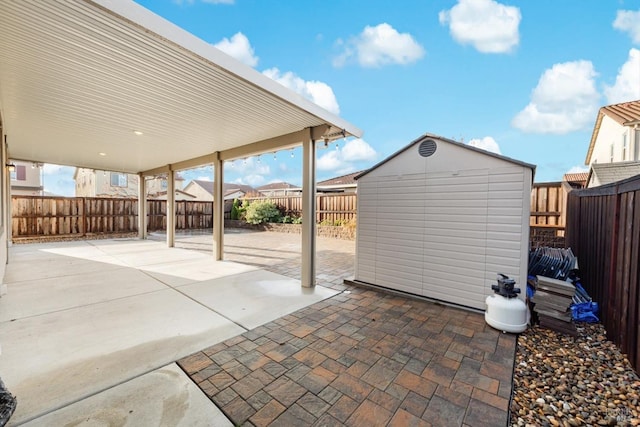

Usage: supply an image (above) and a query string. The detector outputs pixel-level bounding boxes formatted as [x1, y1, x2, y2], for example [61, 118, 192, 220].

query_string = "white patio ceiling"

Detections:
[0, 0, 362, 174]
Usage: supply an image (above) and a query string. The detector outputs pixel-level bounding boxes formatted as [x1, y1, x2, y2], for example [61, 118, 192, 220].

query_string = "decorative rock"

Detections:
[510, 324, 640, 426]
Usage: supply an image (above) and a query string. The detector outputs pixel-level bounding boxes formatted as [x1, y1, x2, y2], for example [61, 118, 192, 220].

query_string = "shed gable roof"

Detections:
[355, 133, 535, 180]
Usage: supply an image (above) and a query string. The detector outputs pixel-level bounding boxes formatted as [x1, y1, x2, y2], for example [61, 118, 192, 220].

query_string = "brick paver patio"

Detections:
[167, 230, 516, 426]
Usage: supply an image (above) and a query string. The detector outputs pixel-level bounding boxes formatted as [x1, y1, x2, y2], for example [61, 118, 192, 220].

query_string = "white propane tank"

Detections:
[485, 274, 530, 333]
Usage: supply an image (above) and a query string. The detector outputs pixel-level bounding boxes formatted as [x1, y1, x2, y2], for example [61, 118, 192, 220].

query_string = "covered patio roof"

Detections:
[0, 0, 361, 173]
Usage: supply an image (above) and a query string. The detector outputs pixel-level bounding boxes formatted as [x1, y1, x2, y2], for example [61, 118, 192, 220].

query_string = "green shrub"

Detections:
[230, 199, 240, 220]
[244, 200, 282, 224]
[280, 215, 302, 224]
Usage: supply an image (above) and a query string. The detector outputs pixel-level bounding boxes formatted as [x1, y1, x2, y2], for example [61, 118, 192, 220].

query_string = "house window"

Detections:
[622, 133, 628, 161]
[635, 129, 640, 161]
[161, 179, 167, 190]
[610, 144, 614, 163]
[12, 165, 26, 181]
[110, 172, 128, 187]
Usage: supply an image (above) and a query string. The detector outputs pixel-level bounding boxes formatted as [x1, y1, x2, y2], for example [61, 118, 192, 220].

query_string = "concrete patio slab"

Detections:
[22, 364, 232, 427]
[1, 238, 338, 426]
[179, 269, 339, 330]
[2, 288, 245, 425]
[0, 266, 165, 322]
[142, 258, 259, 288]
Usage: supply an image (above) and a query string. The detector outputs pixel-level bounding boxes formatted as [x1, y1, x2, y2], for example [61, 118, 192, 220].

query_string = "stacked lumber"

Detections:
[532, 275, 577, 336]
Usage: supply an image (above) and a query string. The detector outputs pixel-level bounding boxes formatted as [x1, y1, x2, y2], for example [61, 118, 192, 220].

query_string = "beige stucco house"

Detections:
[585, 100, 640, 187]
[9, 160, 43, 196]
[183, 180, 256, 201]
[74, 168, 186, 198]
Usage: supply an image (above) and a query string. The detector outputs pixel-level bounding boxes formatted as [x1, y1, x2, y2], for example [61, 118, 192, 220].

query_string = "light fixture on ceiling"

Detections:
[257, 155, 261, 164]
[99, 152, 107, 156]
[6, 163, 15, 172]
[273, 152, 277, 160]
[290, 149, 294, 158]
[133, 130, 143, 136]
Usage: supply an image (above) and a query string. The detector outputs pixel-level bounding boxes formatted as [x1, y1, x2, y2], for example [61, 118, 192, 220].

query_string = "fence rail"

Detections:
[566, 175, 640, 371]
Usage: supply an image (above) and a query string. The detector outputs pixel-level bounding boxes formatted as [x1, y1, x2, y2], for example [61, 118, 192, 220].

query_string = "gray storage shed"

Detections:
[354, 133, 535, 311]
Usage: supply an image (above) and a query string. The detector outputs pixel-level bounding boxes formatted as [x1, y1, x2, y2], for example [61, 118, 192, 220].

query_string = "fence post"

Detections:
[82, 197, 86, 237]
[607, 185, 621, 340]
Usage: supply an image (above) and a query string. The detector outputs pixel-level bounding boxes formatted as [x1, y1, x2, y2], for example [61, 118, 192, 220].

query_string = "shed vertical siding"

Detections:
[355, 137, 533, 311]
[355, 181, 378, 284]
[374, 174, 426, 294]
[422, 170, 489, 308]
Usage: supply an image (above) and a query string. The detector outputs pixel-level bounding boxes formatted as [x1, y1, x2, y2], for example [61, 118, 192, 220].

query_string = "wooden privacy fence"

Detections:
[11, 196, 215, 237]
[11, 194, 356, 238]
[530, 182, 567, 247]
[566, 175, 640, 371]
[531, 182, 564, 226]
[146, 200, 214, 231]
[242, 194, 357, 224]
[12, 196, 138, 237]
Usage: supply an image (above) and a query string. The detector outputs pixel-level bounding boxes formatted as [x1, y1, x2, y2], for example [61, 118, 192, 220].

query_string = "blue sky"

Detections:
[42, 0, 640, 195]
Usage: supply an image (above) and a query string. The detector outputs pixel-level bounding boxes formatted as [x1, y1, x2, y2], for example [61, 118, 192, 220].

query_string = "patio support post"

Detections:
[167, 168, 175, 247]
[138, 173, 147, 239]
[301, 128, 316, 288]
[213, 152, 224, 260]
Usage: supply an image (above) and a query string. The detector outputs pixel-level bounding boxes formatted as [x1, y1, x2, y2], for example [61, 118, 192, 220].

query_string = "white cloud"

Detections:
[439, 0, 520, 53]
[341, 138, 378, 162]
[214, 32, 258, 67]
[263, 68, 340, 114]
[235, 175, 266, 187]
[467, 136, 501, 154]
[41, 164, 75, 196]
[613, 9, 640, 44]
[317, 150, 342, 171]
[566, 165, 589, 174]
[317, 138, 377, 173]
[225, 157, 270, 176]
[604, 48, 640, 104]
[333, 23, 425, 68]
[512, 60, 600, 134]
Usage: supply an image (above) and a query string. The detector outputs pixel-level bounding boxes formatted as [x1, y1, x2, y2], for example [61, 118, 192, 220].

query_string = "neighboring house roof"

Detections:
[585, 100, 640, 164]
[563, 172, 588, 183]
[256, 182, 299, 191]
[152, 189, 197, 199]
[563, 172, 588, 190]
[187, 180, 257, 197]
[317, 171, 361, 187]
[587, 161, 640, 187]
[355, 133, 536, 180]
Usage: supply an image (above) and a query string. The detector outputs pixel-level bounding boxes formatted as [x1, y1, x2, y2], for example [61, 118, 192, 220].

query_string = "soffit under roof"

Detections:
[0, 0, 361, 173]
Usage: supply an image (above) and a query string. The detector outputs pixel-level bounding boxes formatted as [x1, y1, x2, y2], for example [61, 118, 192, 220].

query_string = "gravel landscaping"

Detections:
[511, 323, 640, 426]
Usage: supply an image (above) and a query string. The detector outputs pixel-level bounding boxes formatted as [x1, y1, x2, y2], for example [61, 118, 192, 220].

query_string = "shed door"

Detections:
[422, 170, 489, 310]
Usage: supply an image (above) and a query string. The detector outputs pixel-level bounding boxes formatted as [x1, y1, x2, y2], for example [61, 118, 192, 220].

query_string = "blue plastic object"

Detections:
[571, 301, 599, 323]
